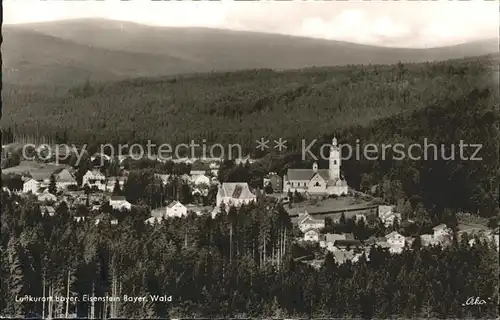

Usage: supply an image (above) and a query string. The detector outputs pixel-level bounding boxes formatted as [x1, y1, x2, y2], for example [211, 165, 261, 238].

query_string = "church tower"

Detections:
[329, 137, 340, 180]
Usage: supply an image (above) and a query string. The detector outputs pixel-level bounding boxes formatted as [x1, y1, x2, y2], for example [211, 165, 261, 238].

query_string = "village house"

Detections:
[213, 182, 256, 217]
[23, 178, 40, 194]
[55, 169, 77, 190]
[419, 224, 453, 248]
[82, 170, 107, 191]
[283, 137, 348, 197]
[378, 205, 401, 227]
[165, 201, 188, 218]
[38, 190, 57, 203]
[109, 196, 132, 210]
[320, 233, 347, 251]
[385, 231, 406, 254]
[303, 228, 320, 242]
[298, 212, 325, 233]
[263, 173, 282, 193]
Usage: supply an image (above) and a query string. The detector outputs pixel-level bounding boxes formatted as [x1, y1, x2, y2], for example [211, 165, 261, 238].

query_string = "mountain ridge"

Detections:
[2, 19, 497, 88]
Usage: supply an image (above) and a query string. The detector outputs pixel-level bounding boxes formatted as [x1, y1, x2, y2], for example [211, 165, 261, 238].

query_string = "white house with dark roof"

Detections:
[283, 137, 347, 196]
[165, 201, 188, 218]
[213, 182, 256, 217]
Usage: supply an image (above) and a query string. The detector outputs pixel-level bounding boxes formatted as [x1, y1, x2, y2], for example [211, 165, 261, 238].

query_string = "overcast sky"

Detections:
[3, 0, 498, 48]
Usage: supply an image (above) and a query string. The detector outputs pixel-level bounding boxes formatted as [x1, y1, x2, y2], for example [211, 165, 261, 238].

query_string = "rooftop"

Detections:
[219, 182, 255, 200]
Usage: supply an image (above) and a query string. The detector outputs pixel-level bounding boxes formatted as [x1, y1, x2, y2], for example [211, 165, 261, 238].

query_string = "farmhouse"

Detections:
[165, 201, 188, 218]
[283, 138, 348, 196]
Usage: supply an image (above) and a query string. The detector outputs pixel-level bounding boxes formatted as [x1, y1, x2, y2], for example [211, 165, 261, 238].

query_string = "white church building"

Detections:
[283, 137, 348, 196]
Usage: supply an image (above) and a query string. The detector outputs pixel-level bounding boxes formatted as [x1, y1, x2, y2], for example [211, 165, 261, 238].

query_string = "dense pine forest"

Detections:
[1, 190, 498, 319]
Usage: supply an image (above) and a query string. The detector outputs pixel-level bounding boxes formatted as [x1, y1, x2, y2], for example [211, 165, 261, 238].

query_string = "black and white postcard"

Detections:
[1, 0, 498, 319]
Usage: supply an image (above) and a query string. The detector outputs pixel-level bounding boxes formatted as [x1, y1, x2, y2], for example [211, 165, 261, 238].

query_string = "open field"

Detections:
[286, 195, 374, 215]
[287, 195, 377, 224]
[2, 161, 69, 180]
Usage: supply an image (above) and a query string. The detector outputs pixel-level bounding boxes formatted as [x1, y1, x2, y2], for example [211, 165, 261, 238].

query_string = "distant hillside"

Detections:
[2, 55, 495, 149]
[2, 19, 497, 87]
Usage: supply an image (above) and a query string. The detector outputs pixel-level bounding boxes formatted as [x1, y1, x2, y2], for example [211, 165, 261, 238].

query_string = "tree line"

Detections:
[1, 190, 498, 318]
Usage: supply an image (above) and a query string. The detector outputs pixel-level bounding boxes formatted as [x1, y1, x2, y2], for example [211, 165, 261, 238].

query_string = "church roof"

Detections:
[287, 169, 330, 181]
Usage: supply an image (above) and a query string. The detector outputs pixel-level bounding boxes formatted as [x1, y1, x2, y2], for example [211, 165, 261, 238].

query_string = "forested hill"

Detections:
[3, 54, 496, 147]
[2, 19, 497, 87]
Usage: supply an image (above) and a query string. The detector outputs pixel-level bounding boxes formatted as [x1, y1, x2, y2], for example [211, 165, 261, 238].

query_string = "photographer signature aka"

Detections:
[462, 296, 492, 306]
